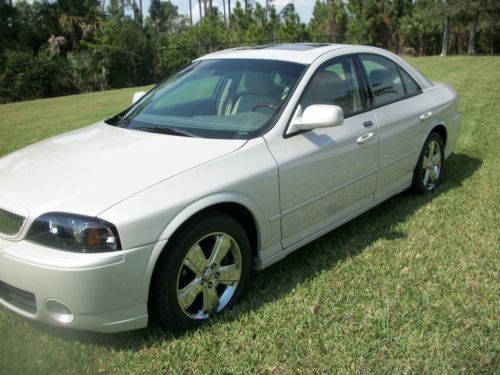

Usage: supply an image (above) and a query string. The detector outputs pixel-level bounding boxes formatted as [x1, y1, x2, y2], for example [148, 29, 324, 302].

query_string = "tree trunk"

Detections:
[139, 0, 143, 26]
[468, 13, 478, 55]
[223, 0, 227, 26]
[189, 0, 193, 25]
[244, 0, 248, 12]
[198, 0, 203, 21]
[440, 17, 449, 56]
[228, 0, 231, 25]
[265, 0, 269, 20]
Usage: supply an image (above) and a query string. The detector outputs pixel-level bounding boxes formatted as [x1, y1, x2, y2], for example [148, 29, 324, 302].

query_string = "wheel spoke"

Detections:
[178, 278, 203, 310]
[208, 234, 231, 266]
[217, 264, 240, 285]
[202, 286, 219, 314]
[423, 168, 431, 186]
[184, 244, 207, 275]
[432, 151, 441, 165]
[429, 167, 438, 182]
[428, 141, 436, 158]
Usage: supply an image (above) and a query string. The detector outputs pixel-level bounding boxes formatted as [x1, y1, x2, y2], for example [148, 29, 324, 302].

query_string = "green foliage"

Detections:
[0, 50, 67, 103]
[400, 0, 443, 55]
[309, 0, 347, 43]
[91, 16, 153, 87]
[65, 51, 107, 93]
[1, 0, 499, 103]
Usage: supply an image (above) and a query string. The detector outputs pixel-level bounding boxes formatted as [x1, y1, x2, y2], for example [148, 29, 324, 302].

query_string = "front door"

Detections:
[266, 55, 379, 248]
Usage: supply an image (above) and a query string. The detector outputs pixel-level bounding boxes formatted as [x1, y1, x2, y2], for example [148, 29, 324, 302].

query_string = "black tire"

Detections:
[149, 212, 252, 331]
[411, 132, 445, 194]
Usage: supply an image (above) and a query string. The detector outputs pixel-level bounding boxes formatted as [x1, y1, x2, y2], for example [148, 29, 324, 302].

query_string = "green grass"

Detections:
[0, 56, 499, 374]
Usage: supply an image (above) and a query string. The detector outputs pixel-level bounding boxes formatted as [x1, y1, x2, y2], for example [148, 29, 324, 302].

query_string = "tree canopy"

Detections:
[0, 0, 498, 103]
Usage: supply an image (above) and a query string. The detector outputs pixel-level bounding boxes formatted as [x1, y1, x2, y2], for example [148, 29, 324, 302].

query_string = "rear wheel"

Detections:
[149, 213, 251, 330]
[411, 132, 444, 194]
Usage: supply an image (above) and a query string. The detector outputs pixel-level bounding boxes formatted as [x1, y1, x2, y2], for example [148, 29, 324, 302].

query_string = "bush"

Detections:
[0, 50, 68, 103]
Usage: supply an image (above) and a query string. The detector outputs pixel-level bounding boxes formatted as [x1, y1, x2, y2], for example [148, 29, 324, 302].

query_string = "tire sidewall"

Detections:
[149, 213, 252, 330]
[412, 132, 445, 194]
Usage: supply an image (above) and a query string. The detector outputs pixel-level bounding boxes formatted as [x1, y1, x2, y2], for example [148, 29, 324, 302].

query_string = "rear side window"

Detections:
[360, 54, 420, 107]
[399, 67, 422, 97]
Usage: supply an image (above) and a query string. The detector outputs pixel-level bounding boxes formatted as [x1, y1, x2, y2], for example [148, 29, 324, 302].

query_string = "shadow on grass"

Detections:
[21, 152, 482, 348]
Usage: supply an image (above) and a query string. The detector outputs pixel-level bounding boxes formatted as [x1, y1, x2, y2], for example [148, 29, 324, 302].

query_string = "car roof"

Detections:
[196, 43, 354, 65]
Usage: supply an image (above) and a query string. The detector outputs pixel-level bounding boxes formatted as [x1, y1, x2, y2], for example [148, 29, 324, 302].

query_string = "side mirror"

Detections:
[132, 91, 146, 104]
[288, 104, 344, 134]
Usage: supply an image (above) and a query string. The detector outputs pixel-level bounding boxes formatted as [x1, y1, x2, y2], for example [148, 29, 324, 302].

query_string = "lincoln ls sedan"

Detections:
[0, 44, 461, 332]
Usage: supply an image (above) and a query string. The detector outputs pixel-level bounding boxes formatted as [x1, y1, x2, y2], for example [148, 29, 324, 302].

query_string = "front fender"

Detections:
[144, 192, 266, 289]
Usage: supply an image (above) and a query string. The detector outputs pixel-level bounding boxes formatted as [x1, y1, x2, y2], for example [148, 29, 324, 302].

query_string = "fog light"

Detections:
[44, 299, 75, 324]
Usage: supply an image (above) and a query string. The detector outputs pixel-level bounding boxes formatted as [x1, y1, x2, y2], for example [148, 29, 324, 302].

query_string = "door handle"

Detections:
[357, 132, 375, 145]
[420, 111, 433, 121]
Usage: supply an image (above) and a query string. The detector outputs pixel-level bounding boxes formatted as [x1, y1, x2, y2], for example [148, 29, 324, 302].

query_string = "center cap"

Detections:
[203, 268, 214, 281]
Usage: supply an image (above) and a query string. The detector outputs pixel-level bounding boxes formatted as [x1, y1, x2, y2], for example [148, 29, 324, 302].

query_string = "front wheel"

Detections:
[149, 213, 251, 330]
[411, 132, 444, 194]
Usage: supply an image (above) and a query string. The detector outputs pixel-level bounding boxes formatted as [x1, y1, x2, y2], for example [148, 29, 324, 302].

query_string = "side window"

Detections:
[300, 55, 365, 117]
[399, 67, 422, 97]
[360, 54, 406, 107]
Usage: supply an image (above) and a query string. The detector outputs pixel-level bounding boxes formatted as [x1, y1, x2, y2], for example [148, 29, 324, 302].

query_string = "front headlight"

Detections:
[27, 212, 121, 252]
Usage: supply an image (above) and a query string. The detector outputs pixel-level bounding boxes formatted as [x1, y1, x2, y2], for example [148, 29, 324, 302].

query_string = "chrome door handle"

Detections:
[357, 132, 375, 145]
[420, 111, 433, 121]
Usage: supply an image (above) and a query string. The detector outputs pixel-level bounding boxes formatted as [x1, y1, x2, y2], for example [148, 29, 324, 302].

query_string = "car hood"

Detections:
[0, 122, 246, 219]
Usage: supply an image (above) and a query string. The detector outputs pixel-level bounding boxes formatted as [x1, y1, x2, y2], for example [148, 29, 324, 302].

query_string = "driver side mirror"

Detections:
[132, 91, 146, 104]
[288, 104, 344, 134]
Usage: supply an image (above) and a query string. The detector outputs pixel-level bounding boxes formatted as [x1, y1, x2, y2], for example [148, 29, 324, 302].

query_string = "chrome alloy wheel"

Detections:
[422, 139, 442, 191]
[176, 232, 242, 320]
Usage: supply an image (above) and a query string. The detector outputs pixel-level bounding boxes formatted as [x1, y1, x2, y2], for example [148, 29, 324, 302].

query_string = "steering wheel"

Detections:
[251, 103, 276, 112]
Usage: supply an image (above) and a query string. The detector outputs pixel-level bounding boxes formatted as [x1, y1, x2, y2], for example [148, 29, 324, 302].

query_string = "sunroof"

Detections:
[242, 43, 330, 51]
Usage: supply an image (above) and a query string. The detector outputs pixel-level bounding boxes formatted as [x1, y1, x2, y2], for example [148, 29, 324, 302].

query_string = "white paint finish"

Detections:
[0, 240, 153, 332]
[373, 92, 435, 200]
[196, 44, 349, 65]
[266, 110, 379, 248]
[99, 137, 281, 251]
[0, 122, 246, 225]
[289, 104, 344, 132]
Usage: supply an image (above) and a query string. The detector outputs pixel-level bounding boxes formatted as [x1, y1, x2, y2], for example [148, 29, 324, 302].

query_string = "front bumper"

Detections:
[0, 237, 156, 333]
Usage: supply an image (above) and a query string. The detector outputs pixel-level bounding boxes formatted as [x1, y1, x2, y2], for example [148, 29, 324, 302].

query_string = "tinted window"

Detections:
[399, 67, 422, 97]
[360, 54, 406, 107]
[300, 55, 365, 117]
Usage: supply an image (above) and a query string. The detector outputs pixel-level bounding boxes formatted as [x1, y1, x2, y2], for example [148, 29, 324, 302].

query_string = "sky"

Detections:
[139, 1, 315, 24]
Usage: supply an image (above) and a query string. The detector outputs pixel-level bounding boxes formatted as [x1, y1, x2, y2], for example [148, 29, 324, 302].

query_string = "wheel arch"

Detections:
[145, 193, 261, 286]
[431, 124, 447, 147]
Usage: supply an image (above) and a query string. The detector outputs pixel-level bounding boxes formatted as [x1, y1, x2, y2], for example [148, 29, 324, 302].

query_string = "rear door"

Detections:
[358, 54, 435, 200]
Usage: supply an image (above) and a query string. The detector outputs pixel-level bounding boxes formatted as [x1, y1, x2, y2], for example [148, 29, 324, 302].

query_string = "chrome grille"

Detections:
[0, 208, 25, 236]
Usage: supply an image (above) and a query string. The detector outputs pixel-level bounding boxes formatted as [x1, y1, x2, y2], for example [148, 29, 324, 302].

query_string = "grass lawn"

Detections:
[0, 56, 498, 374]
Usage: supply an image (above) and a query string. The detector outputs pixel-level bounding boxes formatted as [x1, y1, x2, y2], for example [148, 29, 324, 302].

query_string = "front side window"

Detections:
[299, 55, 365, 117]
[360, 54, 421, 107]
[111, 59, 305, 139]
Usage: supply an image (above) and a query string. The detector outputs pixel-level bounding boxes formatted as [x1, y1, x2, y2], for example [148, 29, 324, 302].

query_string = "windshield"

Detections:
[111, 59, 306, 139]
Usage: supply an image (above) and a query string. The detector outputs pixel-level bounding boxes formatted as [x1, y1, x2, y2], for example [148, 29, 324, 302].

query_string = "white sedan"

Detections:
[0, 44, 461, 332]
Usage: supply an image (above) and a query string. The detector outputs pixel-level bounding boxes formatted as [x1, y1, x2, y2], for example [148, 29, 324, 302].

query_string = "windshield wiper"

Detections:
[133, 126, 195, 137]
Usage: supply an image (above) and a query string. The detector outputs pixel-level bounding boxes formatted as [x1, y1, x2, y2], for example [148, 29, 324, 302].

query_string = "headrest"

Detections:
[244, 71, 281, 96]
[369, 69, 396, 87]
